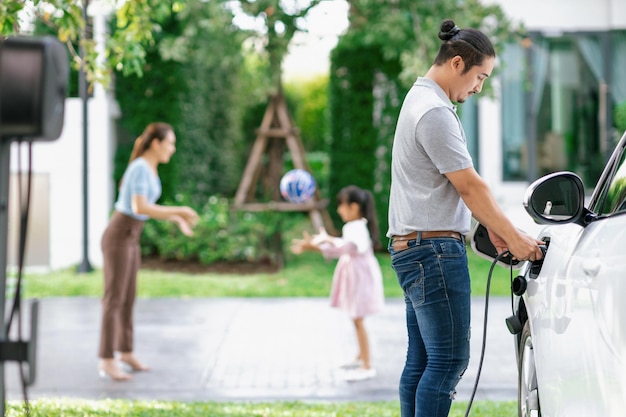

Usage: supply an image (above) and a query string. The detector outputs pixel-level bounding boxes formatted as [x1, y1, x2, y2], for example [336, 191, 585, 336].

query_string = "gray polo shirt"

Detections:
[386, 77, 473, 238]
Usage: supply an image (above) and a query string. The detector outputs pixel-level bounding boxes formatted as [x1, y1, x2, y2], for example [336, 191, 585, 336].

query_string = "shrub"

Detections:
[140, 196, 301, 265]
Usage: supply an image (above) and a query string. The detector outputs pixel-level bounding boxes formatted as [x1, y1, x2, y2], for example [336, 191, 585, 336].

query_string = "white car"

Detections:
[472, 130, 626, 417]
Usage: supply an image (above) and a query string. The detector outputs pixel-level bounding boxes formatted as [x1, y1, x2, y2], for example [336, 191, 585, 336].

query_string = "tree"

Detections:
[328, 0, 520, 241]
[344, 0, 517, 86]
[112, 0, 249, 205]
[0, 0, 193, 86]
[237, 0, 324, 94]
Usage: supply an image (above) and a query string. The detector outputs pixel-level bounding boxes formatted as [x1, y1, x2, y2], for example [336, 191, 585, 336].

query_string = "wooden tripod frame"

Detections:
[233, 93, 335, 234]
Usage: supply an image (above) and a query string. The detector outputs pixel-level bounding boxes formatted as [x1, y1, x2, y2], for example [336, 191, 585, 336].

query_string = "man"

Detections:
[386, 19, 544, 417]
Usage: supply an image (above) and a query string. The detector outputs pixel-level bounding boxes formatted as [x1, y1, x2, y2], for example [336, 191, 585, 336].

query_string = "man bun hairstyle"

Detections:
[438, 19, 461, 41]
[434, 19, 495, 73]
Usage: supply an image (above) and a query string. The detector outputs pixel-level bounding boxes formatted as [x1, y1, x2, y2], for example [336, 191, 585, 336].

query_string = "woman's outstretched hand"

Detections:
[172, 215, 194, 236]
[180, 207, 199, 227]
[170, 206, 199, 236]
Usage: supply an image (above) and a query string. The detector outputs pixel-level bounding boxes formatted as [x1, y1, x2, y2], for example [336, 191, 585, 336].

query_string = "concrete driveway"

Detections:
[5, 297, 518, 403]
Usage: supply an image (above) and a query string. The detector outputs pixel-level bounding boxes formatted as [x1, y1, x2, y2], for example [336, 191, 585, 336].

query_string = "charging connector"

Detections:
[464, 243, 548, 416]
[463, 249, 513, 417]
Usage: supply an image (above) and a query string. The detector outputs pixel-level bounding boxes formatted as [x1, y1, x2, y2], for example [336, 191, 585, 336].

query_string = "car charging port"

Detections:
[529, 239, 549, 279]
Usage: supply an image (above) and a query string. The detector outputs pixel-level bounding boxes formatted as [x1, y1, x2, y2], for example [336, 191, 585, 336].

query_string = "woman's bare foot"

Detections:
[98, 359, 132, 381]
[118, 352, 151, 372]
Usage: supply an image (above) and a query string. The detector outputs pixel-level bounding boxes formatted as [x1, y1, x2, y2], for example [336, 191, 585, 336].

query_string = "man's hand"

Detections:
[488, 228, 545, 262]
[487, 228, 509, 256]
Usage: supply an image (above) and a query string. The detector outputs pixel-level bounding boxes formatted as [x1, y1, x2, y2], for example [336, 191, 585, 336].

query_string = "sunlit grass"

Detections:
[18, 248, 514, 299]
[6, 399, 517, 416]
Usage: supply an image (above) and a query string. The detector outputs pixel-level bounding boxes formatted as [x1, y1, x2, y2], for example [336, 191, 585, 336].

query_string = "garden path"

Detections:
[5, 297, 517, 403]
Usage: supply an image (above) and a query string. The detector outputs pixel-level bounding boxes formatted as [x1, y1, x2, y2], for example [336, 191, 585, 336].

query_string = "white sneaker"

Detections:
[339, 359, 363, 370]
[342, 367, 376, 382]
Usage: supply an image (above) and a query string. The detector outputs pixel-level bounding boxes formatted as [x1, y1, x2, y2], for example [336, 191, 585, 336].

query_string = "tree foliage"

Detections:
[344, 0, 519, 87]
[284, 75, 330, 152]
[329, 42, 401, 238]
[113, 0, 249, 205]
[174, 0, 248, 202]
[237, 0, 324, 93]
[327, 0, 519, 241]
[0, 0, 187, 86]
[0, 0, 521, 258]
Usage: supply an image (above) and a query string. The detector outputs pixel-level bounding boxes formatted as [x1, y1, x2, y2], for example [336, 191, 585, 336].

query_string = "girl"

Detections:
[291, 185, 384, 381]
[98, 122, 199, 381]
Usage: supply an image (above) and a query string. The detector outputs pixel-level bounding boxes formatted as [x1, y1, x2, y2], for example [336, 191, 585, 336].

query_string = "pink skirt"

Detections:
[329, 252, 384, 319]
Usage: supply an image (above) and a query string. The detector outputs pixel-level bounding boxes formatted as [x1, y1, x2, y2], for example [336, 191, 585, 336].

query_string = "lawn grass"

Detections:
[17, 248, 517, 299]
[6, 399, 517, 416]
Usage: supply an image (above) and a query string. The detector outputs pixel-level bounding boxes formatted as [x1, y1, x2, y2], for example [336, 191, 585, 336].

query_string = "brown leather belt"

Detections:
[391, 231, 462, 251]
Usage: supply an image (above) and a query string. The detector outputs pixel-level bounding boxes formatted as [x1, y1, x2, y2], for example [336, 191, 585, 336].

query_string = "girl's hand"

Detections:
[290, 231, 316, 254]
[311, 227, 330, 245]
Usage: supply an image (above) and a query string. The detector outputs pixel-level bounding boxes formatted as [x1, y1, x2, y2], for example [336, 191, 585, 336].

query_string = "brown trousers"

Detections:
[99, 211, 144, 359]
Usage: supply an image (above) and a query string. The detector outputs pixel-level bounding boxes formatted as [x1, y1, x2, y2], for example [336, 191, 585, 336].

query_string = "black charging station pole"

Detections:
[0, 138, 40, 416]
[0, 34, 68, 415]
[0, 135, 10, 415]
[77, 0, 93, 274]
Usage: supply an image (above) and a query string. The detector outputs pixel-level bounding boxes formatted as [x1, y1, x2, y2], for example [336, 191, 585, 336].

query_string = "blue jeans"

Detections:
[389, 235, 471, 417]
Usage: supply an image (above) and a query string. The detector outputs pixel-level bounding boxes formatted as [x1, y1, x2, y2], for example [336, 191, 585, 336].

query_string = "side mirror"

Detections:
[523, 171, 588, 227]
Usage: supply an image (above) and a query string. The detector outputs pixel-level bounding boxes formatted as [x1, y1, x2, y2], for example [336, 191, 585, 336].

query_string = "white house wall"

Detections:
[9, 96, 114, 271]
[485, 0, 626, 31]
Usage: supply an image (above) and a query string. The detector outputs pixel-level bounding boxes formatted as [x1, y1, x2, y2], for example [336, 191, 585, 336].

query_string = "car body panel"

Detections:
[526, 215, 626, 416]
[472, 130, 626, 417]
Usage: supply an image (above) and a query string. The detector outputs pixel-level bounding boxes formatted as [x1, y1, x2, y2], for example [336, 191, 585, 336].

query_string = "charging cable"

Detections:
[464, 250, 514, 417]
[11, 140, 34, 416]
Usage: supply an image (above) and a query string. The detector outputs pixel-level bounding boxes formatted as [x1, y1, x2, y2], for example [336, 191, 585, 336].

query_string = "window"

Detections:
[500, 42, 527, 181]
[595, 139, 626, 215]
[500, 32, 621, 185]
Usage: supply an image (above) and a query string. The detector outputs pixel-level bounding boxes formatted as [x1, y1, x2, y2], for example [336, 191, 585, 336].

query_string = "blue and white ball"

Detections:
[279, 169, 316, 203]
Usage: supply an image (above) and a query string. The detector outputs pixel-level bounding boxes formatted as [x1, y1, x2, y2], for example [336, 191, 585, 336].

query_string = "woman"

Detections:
[98, 122, 199, 381]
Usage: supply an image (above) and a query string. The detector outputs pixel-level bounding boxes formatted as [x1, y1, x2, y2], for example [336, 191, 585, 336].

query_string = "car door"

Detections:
[527, 133, 626, 417]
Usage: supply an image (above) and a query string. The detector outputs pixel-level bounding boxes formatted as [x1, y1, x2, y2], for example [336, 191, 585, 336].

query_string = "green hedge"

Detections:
[328, 41, 401, 244]
[140, 196, 301, 265]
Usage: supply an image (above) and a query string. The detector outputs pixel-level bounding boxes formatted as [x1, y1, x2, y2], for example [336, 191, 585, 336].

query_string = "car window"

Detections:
[596, 144, 626, 215]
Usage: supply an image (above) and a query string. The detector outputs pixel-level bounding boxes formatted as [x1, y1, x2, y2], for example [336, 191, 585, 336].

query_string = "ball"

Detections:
[279, 169, 316, 203]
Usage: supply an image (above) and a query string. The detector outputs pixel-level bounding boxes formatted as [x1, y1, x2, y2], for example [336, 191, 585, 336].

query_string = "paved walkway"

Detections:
[5, 297, 518, 403]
